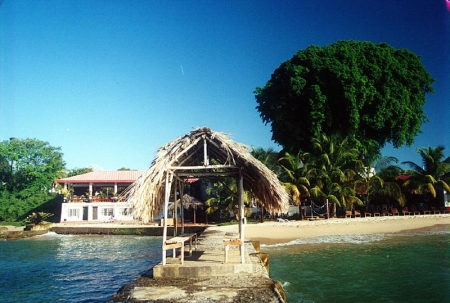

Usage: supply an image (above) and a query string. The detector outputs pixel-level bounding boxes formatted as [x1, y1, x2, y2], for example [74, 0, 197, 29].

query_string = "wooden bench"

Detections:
[162, 233, 197, 265]
[223, 232, 244, 263]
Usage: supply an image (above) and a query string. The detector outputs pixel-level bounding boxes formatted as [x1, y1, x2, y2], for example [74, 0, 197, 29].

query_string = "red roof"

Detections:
[57, 171, 144, 184]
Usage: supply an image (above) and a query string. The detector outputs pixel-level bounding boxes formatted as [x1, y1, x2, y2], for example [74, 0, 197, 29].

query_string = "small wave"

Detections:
[282, 281, 291, 288]
[34, 231, 73, 238]
[262, 233, 388, 248]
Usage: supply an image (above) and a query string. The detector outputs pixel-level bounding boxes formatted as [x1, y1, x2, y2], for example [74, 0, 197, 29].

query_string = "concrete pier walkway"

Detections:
[107, 227, 285, 303]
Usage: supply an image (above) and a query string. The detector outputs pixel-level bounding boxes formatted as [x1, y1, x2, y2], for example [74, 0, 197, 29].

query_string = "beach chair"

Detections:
[372, 209, 381, 216]
[354, 210, 361, 218]
[411, 206, 420, 215]
[430, 207, 441, 214]
[390, 208, 400, 216]
[440, 207, 450, 214]
[363, 209, 372, 217]
[422, 208, 432, 215]
[345, 211, 352, 218]
[401, 208, 411, 216]
[382, 209, 390, 216]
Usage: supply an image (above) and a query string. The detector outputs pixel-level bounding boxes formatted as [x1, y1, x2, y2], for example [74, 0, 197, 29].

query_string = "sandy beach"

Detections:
[4, 214, 449, 244]
[235, 214, 450, 245]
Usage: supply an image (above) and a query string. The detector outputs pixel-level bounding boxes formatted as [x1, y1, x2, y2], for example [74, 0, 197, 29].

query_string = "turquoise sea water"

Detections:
[266, 230, 450, 303]
[0, 234, 160, 303]
[1, 229, 449, 303]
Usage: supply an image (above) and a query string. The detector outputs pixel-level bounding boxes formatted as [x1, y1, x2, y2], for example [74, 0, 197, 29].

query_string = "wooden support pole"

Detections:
[239, 170, 245, 264]
[173, 178, 178, 237]
[203, 136, 208, 166]
[162, 173, 170, 266]
[180, 180, 185, 235]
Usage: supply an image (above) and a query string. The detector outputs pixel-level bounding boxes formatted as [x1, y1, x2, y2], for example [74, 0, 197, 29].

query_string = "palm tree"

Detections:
[354, 156, 405, 208]
[205, 177, 252, 221]
[250, 146, 280, 174]
[277, 150, 310, 220]
[402, 146, 450, 204]
[304, 134, 363, 217]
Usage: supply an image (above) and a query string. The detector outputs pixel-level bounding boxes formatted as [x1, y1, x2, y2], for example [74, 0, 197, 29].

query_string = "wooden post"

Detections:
[203, 136, 208, 166]
[180, 180, 185, 235]
[239, 170, 245, 264]
[162, 173, 171, 265]
[173, 179, 178, 237]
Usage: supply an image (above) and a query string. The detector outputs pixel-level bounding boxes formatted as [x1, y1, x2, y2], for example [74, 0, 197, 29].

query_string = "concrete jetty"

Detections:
[107, 227, 285, 303]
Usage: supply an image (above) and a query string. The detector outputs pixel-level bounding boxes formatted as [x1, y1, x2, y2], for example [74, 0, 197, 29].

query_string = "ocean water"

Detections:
[1, 229, 449, 303]
[265, 230, 450, 303]
[0, 234, 161, 303]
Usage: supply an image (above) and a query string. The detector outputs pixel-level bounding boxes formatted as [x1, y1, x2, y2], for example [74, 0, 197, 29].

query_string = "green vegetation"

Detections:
[0, 41, 446, 223]
[303, 134, 363, 217]
[0, 138, 65, 222]
[402, 146, 450, 198]
[255, 40, 434, 160]
[249, 40, 447, 217]
[67, 166, 93, 177]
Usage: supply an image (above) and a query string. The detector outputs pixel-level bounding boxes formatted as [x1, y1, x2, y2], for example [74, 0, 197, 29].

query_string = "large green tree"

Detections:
[0, 138, 65, 221]
[255, 40, 435, 158]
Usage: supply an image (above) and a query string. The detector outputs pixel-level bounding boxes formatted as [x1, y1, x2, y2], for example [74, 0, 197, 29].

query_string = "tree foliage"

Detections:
[0, 138, 65, 221]
[304, 134, 363, 216]
[255, 40, 435, 158]
[402, 146, 450, 198]
[354, 156, 405, 207]
[250, 146, 279, 174]
[67, 166, 93, 177]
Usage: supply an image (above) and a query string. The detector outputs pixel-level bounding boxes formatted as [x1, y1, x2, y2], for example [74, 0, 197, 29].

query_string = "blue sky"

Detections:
[1, 0, 449, 171]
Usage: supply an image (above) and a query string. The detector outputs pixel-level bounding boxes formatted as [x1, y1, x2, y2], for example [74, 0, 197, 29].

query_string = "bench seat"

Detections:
[162, 233, 197, 265]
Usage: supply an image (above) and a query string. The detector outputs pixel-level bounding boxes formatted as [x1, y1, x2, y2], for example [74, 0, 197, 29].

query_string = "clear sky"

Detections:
[1, 0, 449, 171]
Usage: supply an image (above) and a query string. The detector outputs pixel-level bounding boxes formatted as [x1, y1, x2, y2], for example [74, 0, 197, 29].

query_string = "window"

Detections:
[119, 208, 131, 216]
[68, 208, 80, 218]
[101, 208, 113, 217]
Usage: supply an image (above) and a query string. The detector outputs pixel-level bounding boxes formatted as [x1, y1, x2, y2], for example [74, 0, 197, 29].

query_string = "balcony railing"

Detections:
[66, 195, 121, 203]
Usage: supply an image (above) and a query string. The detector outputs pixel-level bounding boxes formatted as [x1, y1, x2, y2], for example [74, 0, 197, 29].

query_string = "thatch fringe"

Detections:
[121, 127, 289, 223]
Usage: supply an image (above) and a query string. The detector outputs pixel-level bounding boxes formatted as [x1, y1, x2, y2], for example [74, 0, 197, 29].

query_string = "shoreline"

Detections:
[2, 215, 449, 243]
[240, 215, 450, 245]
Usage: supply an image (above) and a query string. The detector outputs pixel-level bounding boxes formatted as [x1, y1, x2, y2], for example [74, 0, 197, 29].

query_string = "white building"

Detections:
[56, 171, 144, 222]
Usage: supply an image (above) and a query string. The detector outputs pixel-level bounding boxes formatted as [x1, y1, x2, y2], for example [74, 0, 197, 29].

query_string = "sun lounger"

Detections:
[382, 209, 390, 216]
[411, 206, 420, 215]
[345, 211, 352, 218]
[440, 207, 450, 214]
[354, 210, 361, 217]
[390, 208, 400, 216]
[423, 208, 432, 215]
[363, 210, 372, 217]
[372, 209, 381, 216]
[401, 208, 411, 216]
[430, 207, 441, 214]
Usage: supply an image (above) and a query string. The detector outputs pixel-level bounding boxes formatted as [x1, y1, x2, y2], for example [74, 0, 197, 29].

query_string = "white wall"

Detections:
[60, 202, 134, 222]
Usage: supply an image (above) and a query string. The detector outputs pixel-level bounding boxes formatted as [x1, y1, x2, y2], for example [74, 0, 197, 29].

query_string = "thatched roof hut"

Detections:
[122, 127, 289, 223]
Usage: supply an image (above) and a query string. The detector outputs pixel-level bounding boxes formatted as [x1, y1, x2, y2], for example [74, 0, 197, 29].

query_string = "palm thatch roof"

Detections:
[121, 127, 289, 223]
[168, 194, 204, 210]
